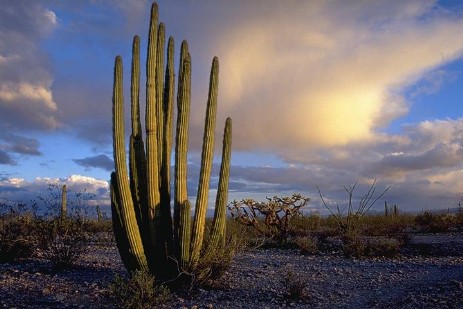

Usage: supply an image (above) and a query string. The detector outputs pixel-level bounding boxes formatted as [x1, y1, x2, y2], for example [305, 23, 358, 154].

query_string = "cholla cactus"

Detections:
[110, 2, 232, 282]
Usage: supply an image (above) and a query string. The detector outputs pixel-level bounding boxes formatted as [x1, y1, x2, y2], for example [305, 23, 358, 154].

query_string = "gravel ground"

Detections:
[1, 233, 462, 309]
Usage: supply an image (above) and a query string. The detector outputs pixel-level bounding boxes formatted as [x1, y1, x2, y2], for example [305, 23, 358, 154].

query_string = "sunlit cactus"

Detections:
[110, 1, 232, 282]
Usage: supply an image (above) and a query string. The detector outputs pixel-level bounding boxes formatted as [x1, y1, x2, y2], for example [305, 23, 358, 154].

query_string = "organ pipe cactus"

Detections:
[110, 2, 232, 282]
[60, 185, 67, 220]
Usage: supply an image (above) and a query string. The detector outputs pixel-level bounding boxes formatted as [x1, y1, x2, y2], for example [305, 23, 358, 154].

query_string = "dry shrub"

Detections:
[37, 218, 89, 270]
[294, 236, 318, 255]
[0, 213, 37, 262]
[109, 270, 170, 309]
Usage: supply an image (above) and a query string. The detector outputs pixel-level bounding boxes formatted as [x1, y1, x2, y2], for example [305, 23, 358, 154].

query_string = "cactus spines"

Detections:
[111, 1, 232, 283]
[60, 184, 67, 220]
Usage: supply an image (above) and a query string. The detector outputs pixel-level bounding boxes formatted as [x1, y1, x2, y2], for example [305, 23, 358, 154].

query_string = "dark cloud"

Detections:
[73, 154, 114, 171]
[0, 132, 42, 164]
[0, 150, 15, 165]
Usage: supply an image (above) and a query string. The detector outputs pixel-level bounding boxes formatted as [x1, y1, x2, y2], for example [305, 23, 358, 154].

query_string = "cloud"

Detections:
[73, 154, 114, 172]
[0, 150, 15, 166]
[190, 0, 463, 155]
[0, 1, 59, 131]
[0, 175, 110, 212]
[0, 132, 42, 165]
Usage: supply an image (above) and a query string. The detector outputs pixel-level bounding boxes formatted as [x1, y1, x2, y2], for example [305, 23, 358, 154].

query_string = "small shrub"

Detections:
[318, 180, 389, 247]
[343, 236, 401, 258]
[415, 211, 457, 233]
[281, 270, 308, 300]
[188, 235, 239, 288]
[109, 270, 170, 309]
[37, 218, 89, 270]
[0, 213, 37, 262]
[229, 193, 310, 244]
[294, 236, 318, 255]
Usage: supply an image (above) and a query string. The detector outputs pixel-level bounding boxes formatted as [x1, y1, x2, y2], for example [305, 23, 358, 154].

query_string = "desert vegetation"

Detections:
[1, 2, 463, 308]
[1, 187, 463, 307]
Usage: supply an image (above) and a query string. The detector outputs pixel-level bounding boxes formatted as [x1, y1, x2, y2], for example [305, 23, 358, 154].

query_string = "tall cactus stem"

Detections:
[174, 41, 191, 257]
[190, 57, 219, 264]
[60, 184, 67, 220]
[129, 35, 152, 264]
[160, 36, 175, 254]
[178, 199, 191, 270]
[145, 1, 160, 219]
[112, 55, 149, 271]
[207, 117, 232, 252]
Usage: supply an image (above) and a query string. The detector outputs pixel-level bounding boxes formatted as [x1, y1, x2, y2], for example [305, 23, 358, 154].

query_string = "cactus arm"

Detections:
[110, 172, 137, 271]
[145, 2, 161, 223]
[112, 55, 148, 271]
[160, 36, 175, 254]
[128, 35, 154, 265]
[190, 57, 219, 264]
[178, 199, 191, 270]
[156, 23, 166, 174]
[206, 117, 232, 252]
[174, 41, 191, 257]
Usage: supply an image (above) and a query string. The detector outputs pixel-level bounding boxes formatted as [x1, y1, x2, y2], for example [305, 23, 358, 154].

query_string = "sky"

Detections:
[1, 0, 463, 215]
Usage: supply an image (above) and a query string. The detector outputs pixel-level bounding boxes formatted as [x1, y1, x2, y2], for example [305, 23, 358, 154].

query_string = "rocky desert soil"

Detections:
[1, 233, 462, 308]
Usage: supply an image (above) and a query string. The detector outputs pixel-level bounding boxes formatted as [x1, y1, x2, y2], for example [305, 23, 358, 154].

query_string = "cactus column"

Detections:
[111, 1, 232, 282]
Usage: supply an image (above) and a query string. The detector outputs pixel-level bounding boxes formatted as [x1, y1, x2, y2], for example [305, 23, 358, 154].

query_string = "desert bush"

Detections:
[0, 200, 39, 262]
[289, 211, 321, 237]
[109, 270, 170, 309]
[343, 236, 401, 258]
[293, 236, 318, 255]
[281, 270, 308, 300]
[0, 213, 37, 262]
[318, 180, 389, 243]
[415, 211, 458, 233]
[229, 193, 310, 244]
[37, 217, 89, 270]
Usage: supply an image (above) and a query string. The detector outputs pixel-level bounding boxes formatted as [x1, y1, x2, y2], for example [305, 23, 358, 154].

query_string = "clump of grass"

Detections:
[109, 270, 170, 309]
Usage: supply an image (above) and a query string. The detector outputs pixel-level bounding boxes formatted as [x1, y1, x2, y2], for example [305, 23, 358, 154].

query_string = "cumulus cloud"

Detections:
[0, 175, 110, 214]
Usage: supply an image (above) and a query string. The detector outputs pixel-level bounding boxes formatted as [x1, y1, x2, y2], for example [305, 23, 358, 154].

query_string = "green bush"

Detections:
[109, 270, 170, 309]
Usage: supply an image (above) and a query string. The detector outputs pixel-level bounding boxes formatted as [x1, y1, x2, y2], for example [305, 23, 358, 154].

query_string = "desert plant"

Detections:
[37, 217, 89, 270]
[110, 2, 232, 285]
[109, 270, 170, 309]
[228, 193, 310, 244]
[281, 270, 308, 300]
[415, 211, 457, 233]
[294, 236, 318, 255]
[60, 184, 67, 220]
[317, 180, 389, 243]
[0, 212, 37, 262]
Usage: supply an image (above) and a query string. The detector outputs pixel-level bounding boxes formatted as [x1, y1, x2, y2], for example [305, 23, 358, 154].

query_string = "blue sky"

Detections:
[1, 0, 463, 214]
